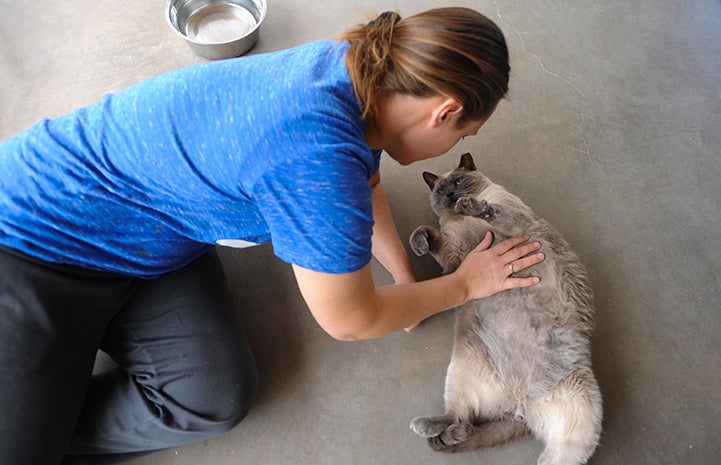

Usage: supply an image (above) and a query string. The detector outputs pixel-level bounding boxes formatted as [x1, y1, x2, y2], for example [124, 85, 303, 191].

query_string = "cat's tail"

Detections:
[428, 419, 531, 453]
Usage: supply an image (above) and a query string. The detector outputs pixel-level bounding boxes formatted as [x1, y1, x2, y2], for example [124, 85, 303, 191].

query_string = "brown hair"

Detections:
[339, 8, 510, 127]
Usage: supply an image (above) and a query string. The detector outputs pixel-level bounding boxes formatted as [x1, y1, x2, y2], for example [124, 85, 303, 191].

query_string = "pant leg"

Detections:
[64, 250, 258, 463]
[0, 247, 139, 465]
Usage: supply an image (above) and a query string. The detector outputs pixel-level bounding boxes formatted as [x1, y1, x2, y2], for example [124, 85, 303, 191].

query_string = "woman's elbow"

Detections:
[329, 331, 363, 342]
[317, 313, 378, 342]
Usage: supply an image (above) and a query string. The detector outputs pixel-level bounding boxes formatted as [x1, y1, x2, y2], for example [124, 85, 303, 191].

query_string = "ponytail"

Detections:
[340, 8, 510, 126]
[340, 11, 402, 121]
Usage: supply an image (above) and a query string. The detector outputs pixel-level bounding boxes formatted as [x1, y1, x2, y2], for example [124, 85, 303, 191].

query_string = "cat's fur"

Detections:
[409, 153, 602, 465]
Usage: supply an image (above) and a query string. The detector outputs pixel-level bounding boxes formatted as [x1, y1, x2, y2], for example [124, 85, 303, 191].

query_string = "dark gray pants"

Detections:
[0, 247, 258, 465]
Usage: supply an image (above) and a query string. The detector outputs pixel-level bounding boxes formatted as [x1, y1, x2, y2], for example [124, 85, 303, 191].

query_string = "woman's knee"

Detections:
[211, 357, 259, 431]
[163, 347, 259, 435]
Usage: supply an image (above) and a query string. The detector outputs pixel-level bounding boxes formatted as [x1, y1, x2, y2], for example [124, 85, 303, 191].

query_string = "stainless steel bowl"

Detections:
[166, 0, 267, 60]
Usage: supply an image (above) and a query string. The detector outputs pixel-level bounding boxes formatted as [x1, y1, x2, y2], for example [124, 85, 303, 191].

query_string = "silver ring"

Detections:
[508, 262, 514, 273]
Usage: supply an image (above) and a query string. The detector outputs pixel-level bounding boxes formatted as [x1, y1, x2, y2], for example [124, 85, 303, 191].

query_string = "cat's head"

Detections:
[423, 153, 491, 216]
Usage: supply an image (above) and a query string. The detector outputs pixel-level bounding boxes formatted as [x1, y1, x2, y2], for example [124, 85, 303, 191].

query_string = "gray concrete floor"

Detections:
[2, 0, 720, 464]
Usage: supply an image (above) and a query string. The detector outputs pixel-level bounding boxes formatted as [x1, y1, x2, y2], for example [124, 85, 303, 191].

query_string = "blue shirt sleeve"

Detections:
[252, 146, 377, 274]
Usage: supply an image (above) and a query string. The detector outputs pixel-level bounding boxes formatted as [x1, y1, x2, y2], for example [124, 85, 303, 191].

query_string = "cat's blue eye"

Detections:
[455, 178, 462, 186]
[438, 188, 445, 194]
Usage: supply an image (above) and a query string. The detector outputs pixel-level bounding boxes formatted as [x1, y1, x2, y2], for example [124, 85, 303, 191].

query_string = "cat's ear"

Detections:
[459, 153, 477, 171]
[422, 172, 438, 190]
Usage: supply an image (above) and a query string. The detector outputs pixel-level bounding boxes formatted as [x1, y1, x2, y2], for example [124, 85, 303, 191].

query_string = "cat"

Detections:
[409, 153, 602, 465]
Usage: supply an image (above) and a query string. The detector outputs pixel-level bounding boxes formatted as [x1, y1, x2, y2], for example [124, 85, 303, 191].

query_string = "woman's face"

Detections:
[367, 94, 488, 166]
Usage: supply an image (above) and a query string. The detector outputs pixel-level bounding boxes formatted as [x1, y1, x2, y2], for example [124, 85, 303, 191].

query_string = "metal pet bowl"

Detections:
[166, 0, 267, 60]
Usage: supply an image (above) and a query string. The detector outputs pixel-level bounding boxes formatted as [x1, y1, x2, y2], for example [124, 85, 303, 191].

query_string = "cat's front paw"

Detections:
[456, 197, 495, 220]
[410, 226, 435, 256]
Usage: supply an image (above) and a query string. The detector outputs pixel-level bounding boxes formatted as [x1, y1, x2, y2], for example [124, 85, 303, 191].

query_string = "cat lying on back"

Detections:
[409, 153, 602, 465]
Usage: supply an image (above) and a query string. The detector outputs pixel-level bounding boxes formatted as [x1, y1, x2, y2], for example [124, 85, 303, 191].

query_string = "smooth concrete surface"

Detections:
[2, 1, 720, 464]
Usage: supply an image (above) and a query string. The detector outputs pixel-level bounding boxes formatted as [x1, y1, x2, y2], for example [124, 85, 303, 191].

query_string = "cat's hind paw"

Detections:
[410, 416, 452, 438]
[456, 197, 495, 220]
[428, 423, 475, 452]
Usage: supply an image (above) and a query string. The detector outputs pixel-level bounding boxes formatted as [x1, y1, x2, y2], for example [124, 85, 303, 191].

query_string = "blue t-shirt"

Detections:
[0, 41, 381, 278]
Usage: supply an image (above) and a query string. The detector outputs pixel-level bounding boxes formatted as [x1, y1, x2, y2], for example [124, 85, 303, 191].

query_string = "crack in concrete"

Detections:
[494, 0, 591, 156]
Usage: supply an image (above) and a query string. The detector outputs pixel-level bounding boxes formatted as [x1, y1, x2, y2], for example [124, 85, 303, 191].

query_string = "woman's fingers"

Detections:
[490, 235, 544, 289]
[500, 237, 544, 290]
[475, 230, 494, 251]
[469, 233, 544, 275]
[471, 233, 528, 254]
[499, 236, 539, 258]
[505, 274, 542, 290]
[507, 251, 545, 275]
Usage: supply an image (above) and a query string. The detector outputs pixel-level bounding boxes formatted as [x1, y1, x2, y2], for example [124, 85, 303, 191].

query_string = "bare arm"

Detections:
[368, 170, 432, 330]
[292, 232, 543, 341]
[368, 170, 415, 284]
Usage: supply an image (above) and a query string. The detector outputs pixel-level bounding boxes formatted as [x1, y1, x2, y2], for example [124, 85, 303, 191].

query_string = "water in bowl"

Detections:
[185, 3, 257, 44]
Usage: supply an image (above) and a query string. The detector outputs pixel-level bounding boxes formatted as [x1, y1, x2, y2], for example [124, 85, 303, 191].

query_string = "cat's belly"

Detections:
[462, 301, 562, 395]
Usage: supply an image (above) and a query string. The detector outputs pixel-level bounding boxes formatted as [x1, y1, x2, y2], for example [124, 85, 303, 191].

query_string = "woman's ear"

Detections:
[431, 98, 464, 127]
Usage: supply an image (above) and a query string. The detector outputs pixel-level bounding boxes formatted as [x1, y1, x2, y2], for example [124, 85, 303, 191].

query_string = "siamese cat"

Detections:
[409, 153, 602, 465]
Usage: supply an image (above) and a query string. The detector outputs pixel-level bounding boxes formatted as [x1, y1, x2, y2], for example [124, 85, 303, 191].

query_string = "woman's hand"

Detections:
[454, 231, 544, 302]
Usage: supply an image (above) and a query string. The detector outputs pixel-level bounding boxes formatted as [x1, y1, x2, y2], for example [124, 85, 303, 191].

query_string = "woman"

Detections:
[0, 7, 544, 464]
